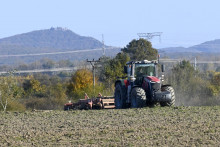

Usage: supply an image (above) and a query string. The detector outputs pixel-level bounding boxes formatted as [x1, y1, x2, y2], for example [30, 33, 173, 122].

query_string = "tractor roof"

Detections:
[126, 60, 158, 65]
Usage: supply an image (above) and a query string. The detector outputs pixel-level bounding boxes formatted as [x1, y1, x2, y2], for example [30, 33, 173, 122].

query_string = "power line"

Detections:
[159, 59, 220, 64]
[0, 67, 79, 75]
[0, 59, 219, 75]
[0, 47, 120, 58]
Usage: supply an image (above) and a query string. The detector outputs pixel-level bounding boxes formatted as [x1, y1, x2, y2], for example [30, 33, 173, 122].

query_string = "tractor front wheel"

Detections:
[160, 86, 175, 106]
[131, 87, 146, 108]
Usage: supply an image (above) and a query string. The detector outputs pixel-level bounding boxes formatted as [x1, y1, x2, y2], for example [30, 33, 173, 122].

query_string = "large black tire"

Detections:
[64, 106, 70, 111]
[160, 86, 175, 106]
[130, 87, 146, 108]
[114, 83, 126, 109]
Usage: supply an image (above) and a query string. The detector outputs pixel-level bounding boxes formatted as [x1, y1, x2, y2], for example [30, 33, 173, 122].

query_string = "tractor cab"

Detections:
[124, 60, 159, 86]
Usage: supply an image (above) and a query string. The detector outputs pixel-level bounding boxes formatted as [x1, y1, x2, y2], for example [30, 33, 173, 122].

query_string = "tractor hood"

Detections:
[145, 76, 160, 83]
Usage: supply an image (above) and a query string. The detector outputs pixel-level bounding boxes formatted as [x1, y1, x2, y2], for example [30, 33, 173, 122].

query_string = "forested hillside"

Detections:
[0, 27, 104, 54]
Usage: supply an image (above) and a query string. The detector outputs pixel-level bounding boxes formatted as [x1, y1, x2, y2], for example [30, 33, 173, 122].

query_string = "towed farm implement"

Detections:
[64, 95, 115, 110]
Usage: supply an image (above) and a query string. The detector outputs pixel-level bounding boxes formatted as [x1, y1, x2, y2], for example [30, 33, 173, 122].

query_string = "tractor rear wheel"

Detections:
[160, 86, 175, 106]
[131, 87, 146, 108]
[114, 83, 126, 109]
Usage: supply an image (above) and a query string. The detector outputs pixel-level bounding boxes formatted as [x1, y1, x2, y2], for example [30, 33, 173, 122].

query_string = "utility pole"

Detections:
[102, 34, 105, 56]
[194, 57, 197, 70]
[87, 58, 100, 89]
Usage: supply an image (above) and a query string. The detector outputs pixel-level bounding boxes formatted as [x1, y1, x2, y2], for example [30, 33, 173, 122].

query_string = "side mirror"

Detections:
[124, 66, 127, 74]
[161, 64, 165, 72]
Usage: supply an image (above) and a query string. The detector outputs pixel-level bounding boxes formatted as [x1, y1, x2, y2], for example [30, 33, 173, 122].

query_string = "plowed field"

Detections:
[0, 106, 220, 146]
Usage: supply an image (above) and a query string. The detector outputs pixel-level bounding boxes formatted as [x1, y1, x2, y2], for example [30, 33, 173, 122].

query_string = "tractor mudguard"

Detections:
[115, 80, 128, 93]
[162, 84, 172, 88]
[115, 79, 126, 87]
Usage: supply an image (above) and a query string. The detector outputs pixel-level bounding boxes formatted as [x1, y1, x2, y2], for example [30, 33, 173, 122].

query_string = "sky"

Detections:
[1, 0, 220, 49]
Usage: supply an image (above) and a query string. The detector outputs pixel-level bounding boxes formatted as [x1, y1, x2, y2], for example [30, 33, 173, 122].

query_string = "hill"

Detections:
[158, 39, 220, 60]
[0, 27, 120, 65]
[189, 39, 220, 53]
[159, 39, 220, 53]
[0, 27, 104, 54]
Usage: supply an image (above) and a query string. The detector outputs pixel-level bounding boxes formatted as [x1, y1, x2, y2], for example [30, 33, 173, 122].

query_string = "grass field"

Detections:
[0, 106, 220, 146]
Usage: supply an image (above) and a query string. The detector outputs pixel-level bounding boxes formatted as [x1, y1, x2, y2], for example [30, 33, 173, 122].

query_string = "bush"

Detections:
[5, 100, 26, 111]
[167, 60, 218, 106]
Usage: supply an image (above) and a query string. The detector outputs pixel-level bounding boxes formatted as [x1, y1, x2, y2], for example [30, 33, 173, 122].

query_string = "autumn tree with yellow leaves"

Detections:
[67, 69, 104, 101]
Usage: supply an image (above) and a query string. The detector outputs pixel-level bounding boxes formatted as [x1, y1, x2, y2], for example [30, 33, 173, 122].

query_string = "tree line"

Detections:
[0, 39, 220, 111]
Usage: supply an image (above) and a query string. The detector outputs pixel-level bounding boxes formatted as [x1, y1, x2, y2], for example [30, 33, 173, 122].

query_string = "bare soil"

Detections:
[0, 106, 220, 146]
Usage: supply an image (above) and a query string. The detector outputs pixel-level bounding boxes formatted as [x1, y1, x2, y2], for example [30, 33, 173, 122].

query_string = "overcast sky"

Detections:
[1, 0, 220, 49]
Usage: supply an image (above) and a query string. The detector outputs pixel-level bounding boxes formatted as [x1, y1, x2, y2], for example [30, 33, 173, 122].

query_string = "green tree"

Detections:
[208, 72, 220, 96]
[58, 60, 73, 67]
[23, 78, 46, 97]
[0, 73, 23, 112]
[41, 58, 55, 69]
[48, 83, 67, 109]
[121, 38, 158, 61]
[168, 60, 209, 106]
[100, 53, 130, 90]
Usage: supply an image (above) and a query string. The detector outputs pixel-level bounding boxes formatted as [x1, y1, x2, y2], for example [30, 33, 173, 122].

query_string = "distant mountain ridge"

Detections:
[159, 39, 220, 53]
[0, 27, 120, 65]
[0, 27, 105, 55]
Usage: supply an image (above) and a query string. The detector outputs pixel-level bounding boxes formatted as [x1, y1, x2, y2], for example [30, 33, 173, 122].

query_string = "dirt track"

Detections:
[0, 106, 220, 146]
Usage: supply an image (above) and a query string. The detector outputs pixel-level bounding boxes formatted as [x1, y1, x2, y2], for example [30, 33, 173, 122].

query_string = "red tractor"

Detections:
[114, 60, 175, 108]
